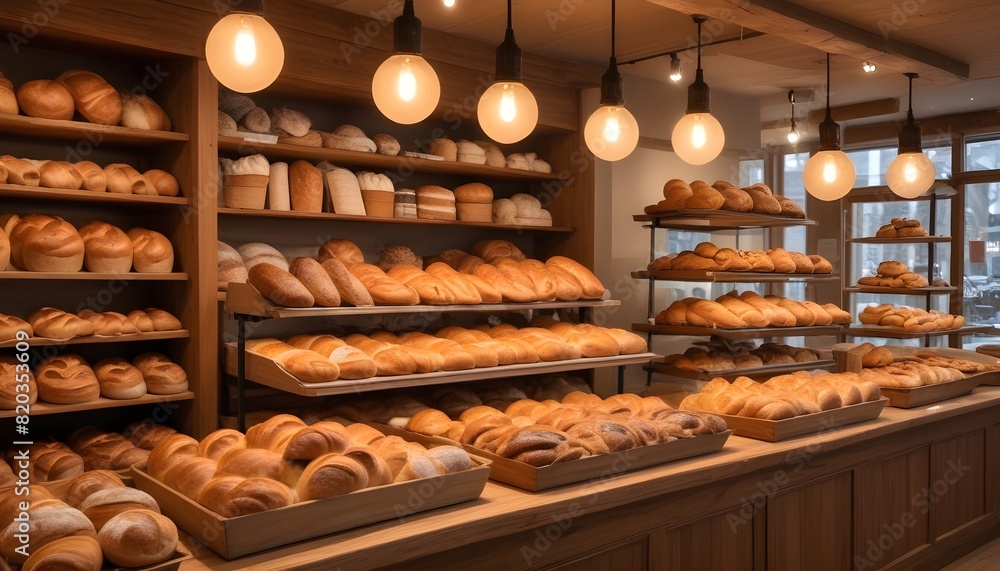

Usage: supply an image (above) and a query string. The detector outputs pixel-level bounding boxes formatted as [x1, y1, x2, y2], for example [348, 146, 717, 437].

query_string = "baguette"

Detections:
[248, 263, 315, 308]
[289, 257, 341, 307]
[350, 263, 420, 305]
[387, 264, 456, 305]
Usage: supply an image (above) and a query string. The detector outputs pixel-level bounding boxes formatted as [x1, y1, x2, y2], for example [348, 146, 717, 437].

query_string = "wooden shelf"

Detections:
[218, 136, 565, 181]
[0, 330, 189, 349]
[847, 236, 952, 244]
[0, 391, 194, 419]
[632, 323, 843, 340]
[0, 184, 188, 206]
[632, 270, 838, 283]
[217, 207, 573, 232]
[0, 113, 188, 145]
[225, 282, 615, 318]
[632, 210, 815, 231]
[647, 359, 837, 381]
[841, 325, 998, 339]
[844, 286, 957, 295]
[0, 272, 187, 281]
[844, 180, 955, 203]
[225, 346, 658, 397]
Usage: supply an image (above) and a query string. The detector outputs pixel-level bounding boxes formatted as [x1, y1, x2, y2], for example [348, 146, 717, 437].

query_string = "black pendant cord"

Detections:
[233, 0, 264, 15]
[507, 0, 512, 31]
[907, 73, 914, 117]
[788, 90, 796, 129]
[696, 18, 702, 71]
[599, 0, 624, 106]
[899, 72, 922, 153]
[825, 53, 832, 121]
[495, 0, 522, 81]
[817, 53, 842, 151]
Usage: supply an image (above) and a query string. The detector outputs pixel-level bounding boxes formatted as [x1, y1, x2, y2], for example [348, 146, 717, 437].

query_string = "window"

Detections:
[845, 145, 951, 186]
[966, 136, 1000, 172]
[739, 158, 764, 187]
[963, 182, 1000, 325]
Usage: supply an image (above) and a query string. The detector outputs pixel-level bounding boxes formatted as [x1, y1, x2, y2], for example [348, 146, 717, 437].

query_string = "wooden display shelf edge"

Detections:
[841, 325, 996, 339]
[0, 391, 194, 419]
[632, 270, 838, 283]
[844, 181, 955, 203]
[224, 345, 658, 396]
[0, 272, 187, 281]
[217, 207, 574, 233]
[648, 359, 837, 381]
[0, 184, 189, 206]
[225, 281, 616, 318]
[712, 398, 887, 441]
[0, 330, 189, 348]
[0, 113, 189, 145]
[632, 210, 815, 229]
[631, 323, 843, 340]
[844, 286, 958, 294]
[218, 136, 565, 181]
[847, 236, 952, 244]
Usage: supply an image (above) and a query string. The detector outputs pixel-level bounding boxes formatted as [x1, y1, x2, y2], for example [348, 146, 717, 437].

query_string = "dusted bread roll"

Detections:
[289, 160, 323, 212]
[93, 357, 146, 399]
[133, 352, 189, 395]
[36, 354, 100, 404]
[267, 162, 291, 211]
[128, 227, 174, 272]
[12, 214, 85, 272]
[16, 79, 75, 120]
[416, 185, 456, 221]
[270, 107, 311, 137]
[0, 356, 37, 409]
[238, 241, 288, 272]
[475, 140, 505, 167]
[378, 245, 422, 272]
[0, 155, 40, 186]
[322, 124, 376, 153]
[249, 263, 315, 307]
[373, 133, 400, 155]
[1, 501, 97, 566]
[65, 470, 126, 508]
[492, 198, 517, 224]
[78, 487, 159, 531]
[78, 220, 133, 273]
[120, 93, 171, 131]
[325, 167, 366, 215]
[218, 240, 248, 290]
[144, 169, 180, 197]
[289, 257, 341, 307]
[99, 509, 177, 568]
[57, 69, 121, 125]
[456, 140, 487, 164]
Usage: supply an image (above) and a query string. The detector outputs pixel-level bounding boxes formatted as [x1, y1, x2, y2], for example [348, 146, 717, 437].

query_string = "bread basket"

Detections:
[361, 189, 394, 218]
[223, 174, 269, 209]
[456, 202, 492, 223]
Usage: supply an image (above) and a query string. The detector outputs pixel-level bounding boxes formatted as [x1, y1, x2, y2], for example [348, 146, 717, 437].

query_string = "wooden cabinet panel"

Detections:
[929, 430, 986, 540]
[768, 473, 852, 570]
[543, 536, 648, 571]
[854, 447, 930, 569]
[653, 509, 755, 571]
[987, 424, 1000, 512]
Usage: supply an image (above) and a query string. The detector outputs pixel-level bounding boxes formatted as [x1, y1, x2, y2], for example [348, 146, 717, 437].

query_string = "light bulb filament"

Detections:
[604, 115, 621, 143]
[904, 160, 917, 182]
[397, 61, 417, 102]
[823, 156, 837, 183]
[235, 17, 257, 67]
[691, 121, 706, 149]
[500, 87, 517, 123]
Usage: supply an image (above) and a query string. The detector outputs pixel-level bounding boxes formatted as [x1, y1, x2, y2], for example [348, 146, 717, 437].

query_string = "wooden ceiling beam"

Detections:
[644, 0, 970, 83]
[805, 98, 899, 123]
[844, 109, 1000, 146]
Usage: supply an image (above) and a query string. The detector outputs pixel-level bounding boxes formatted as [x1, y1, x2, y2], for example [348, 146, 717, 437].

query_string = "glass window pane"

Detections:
[966, 136, 1000, 172]
[739, 158, 764, 187]
[845, 145, 951, 186]
[963, 182, 1000, 325]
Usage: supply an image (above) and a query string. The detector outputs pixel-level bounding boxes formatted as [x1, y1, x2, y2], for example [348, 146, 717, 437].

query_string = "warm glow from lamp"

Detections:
[206, 12, 284, 93]
[887, 152, 936, 198]
[803, 150, 856, 201]
[671, 112, 725, 165]
[585, 105, 639, 161]
[787, 126, 800, 144]
[478, 81, 538, 144]
[372, 54, 440, 124]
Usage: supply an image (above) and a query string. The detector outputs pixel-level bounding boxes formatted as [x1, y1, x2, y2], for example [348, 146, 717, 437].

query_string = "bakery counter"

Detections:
[181, 388, 1000, 570]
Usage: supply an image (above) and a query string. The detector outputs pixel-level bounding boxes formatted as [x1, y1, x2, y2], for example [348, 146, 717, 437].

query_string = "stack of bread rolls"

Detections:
[858, 303, 966, 332]
[849, 342, 993, 388]
[146, 415, 475, 516]
[424, 138, 549, 172]
[856, 261, 929, 288]
[681, 373, 883, 420]
[395, 391, 726, 466]
[67, 424, 176, 471]
[661, 340, 821, 372]
[491, 193, 554, 227]
[649, 242, 832, 273]
[656, 290, 852, 329]
[0, 156, 180, 195]
[0, 469, 178, 568]
[875, 217, 928, 238]
[21, 306, 181, 340]
[645, 180, 805, 218]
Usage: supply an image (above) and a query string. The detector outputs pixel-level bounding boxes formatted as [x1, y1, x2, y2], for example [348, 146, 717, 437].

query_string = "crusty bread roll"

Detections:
[35, 160, 84, 189]
[133, 352, 189, 395]
[36, 354, 100, 404]
[103, 163, 153, 194]
[120, 93, 171, 131]
[71, 160, 106, 192]
[322, 124, 376, 153]
[78, 220, 133, 273]
[321, 258, 374, 307]
[0, 73, 16, 116]
[16, 79, 75, 120]
[423, 262, 483, 304]
[545, 256, 604, 299]
[12, 214, 85, 272]
[249, 263, 315, 307]
[372, 133, 400, 155]
[685, 180, 725, 209]
[248, 340, 341, 383]
[289, 160, 323, 212]
[0, 227, 8, 271]
[295, 453, 370, 500]
[147, 433, 198, 480]
[0, 313, 32, 341]
[661, 179, 693, 209]
[144, 169, 180, 197]
[160, 455, 217, 501]
[127, 227, 173, 272]
[21, 534, 103, 571]
[65, 470, 125, 508]
[712, 180, 753, 212]
[289, 257, 340, 307]
[78, 487, 159, 532]
[139, 308, 181, 331]
[217, 240, 248, 290]
[285, 334, 378, 380]
[475, 140, 505, 167]
[98, 509, 177, 567]
[237, 241, 287, 272]
[197, 428, 246, 461]
[238, 106, 270, 133]
[93, 357, 146, 399]
[388, 264, 456, 305]
[318, 238, 364, 268]
[57, 69, 121, 125]
[0, 155, 39, 186]
[378, 245, 422, 272]
[29, 307, 95, 338]
[350, 263, 420, 305]
[270, 107, 311, 137]
[1, 501, 96, 566]
[428, 138, 457, 161]
[0, 355, 37, 409]
[745, 184, 782, 215]
[473, 239, 524, 263]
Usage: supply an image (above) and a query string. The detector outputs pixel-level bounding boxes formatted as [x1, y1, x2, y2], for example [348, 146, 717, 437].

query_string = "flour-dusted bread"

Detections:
[237, 242, 288, 272]
[267, 162, 290, 211]
[325, 167, 366, 215]
[217, 240, 248, 290]
[120, 93, 171, 131]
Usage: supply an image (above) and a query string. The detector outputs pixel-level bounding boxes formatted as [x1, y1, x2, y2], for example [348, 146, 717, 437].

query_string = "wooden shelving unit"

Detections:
[0, 272, 188, 281]
[0, 113, 189, 145]
[0, 184, 190, 206]
[0, 330, 189, 349]
[841, 324, 996, 340]
[843, 286, 958, 295]
[632, 323, 843, 341]
[633, 210, 816, 230]
[632, 270, 838, 283]
[0, 392, 195, 419]
[646, 359, 837, 381]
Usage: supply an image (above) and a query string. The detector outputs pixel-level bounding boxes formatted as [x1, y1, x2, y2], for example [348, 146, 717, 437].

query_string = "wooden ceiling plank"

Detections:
[805, 98, 900, 123]
[843, 109, 1000, 146]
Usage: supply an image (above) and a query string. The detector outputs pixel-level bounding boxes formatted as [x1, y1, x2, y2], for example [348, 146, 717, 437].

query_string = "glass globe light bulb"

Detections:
[372, 54, 440, 124]
[671, 112, 725, 165]
[803, 149, 856, 201]
[585, 105, 640, 162]
[444, 0, 456, 6]
[206, 12, 284, 93]
[886, 151, 936, 199]
[478, 81, 538, 144]
[787, 126, 800, 144]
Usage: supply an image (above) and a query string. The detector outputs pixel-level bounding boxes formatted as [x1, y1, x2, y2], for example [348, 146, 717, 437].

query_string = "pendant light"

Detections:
[206, 0, 284, 93]
[886, 73, 936, 198]
[477, 0, 539, 144]
[786, 90, 800, 144]
[670, 15, 725, 165]
[372, 0, 441, 125]
[668, 53, 682, 82]
[584, 0, 639, 162]
[802, 54, 856, 201]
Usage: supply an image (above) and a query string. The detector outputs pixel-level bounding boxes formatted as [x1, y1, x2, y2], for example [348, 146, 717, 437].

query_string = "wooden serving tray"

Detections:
[714, 398, 887, 442]
[976, 345, 1000, 385]
[131, 459, 490, 559]
[0, 549, 190, 571]
[878, 376, 983, 408]
[648, 359, 837, 382]
[373, 423, 730, 492]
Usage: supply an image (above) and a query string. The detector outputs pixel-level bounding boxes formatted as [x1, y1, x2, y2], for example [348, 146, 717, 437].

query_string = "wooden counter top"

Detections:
[180, 387, 1000, 570]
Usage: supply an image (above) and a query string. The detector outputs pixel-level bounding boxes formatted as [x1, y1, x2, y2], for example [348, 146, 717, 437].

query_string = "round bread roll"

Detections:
[270, 107, 311, 137]
[56, 69, 121, 125]
[21, 535, 103, 571]
[73, 160, 107, 192]
[35, 160, 84, 189]
[36, 354, 100, 404]
[318, 238, 364, 268]
[65, 470, 126, 508]
[0, 226, 8, 271]
[143, 308, 182, 331]
[93, 357, 146, 399]
[218, 240, 248, 290]
[295, 453, 369, 501]
[238, 241, 288, 272]
[377, 245, 422, 272]
[1, 501, 96, 565]
[127, 227, 174, 273]
[121, 92, 171, 130]
[0, 355, 37, 409]
[79, 487, 159, 532]
[78, 220, 133, 273]
[0, 73, 16, 116]
[373, 133, 400, 155]
[16, 79, 75, 120]
[144, 169, 181, 197]
[12, 214, 84, 272]
[877, 260, 909, 278]
[454, 182, 494, 204]
[133, 352, 189, 395]
[98, 509, 177, 568]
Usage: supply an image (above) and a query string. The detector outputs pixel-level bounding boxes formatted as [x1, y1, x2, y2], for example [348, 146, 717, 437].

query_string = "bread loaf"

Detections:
[428, 138, 457, 161]
[78, 220, 133, 273]
[197, 428, 246, 460]
[77, 308, 140, 335]
[36, 354, 100, 403]
[289, 160, 323, 212]
[120, 93, 171, 130]
[424, 262, 484, 304]
[21, 535, 103, 571]
[0, 356, 37, 409]
[78, 487, 159, 531]
[295, 453, 370, 500]
[350, 263, 420, 305]
[1, 501, 96, 565]
[35, 160, 84, 189]
[143, 168, 180, 197]
[387, 264, 456, 304]
[278, 129, 322, 146]
[289, 257, 340, 306]
[127, 227, 173, 272]
[286, 335, 378, 379]
[0, 155, 39, 186]
[247, 339, 340, 383]
[322, 125, 376, 153]
[686, 180, 725, 209]
[133, 352, 189, 395]
[13, 214, 85, 272]
[473, 239, 525, 262]
[0, 72, 16, 116]
[416, 185, 456, 220]
[264, 161, 291, 211]
[98, 509, 177, 567]
[545, 256, 605, 299]
[321, 258, 374, 307]
[147, 433, 198, 479]
[57, 69, 121, 125]
[93, 357, 146, 399]
[16, 79, 75, 120]
[102, 163, 147, 194]
[238, 241, 288, 272]
[217, 240, 248, 290]
[29, 307, 96, 338]
[325, 167, 366, 215]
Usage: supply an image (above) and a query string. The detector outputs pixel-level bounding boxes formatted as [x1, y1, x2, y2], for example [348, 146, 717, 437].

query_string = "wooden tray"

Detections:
[977, 345, 1000, 385]
[648, 359, 837, 381]
[631, 270, 837, 283]
[0, 549, 190, 571]
[714, 398, 887, 442]
[373, 423, 731, 492]
[225, 344, 658, 397]
[131, 459, 490, 559]
[632, 209, 815, 230]
[840, 324, 995, 339]
[877, 376, 983, 408]
[632, 323, 842, 340]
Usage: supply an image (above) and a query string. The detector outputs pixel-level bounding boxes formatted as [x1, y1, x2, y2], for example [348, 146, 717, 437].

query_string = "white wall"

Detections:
[589, 73, 762, 393]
